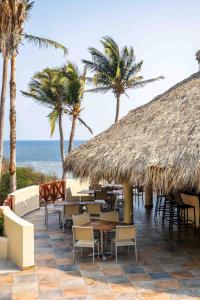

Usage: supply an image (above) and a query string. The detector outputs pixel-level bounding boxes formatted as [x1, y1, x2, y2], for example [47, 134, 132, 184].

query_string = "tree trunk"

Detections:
[115, 94, 120, 123]
[0, 57, 9, 181]
[9, 55, 17, 192]
[68, 115, 77, 153]
[58, 112, 65, 178]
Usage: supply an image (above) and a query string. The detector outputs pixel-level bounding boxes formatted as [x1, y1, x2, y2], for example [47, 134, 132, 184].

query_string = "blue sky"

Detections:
[2, 0, 200, 140]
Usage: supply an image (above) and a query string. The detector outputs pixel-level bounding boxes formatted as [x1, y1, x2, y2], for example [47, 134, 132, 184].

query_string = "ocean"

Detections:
[3, 140, 86, 178]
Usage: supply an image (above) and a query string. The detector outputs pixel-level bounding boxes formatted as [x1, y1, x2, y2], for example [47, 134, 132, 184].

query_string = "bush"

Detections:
[0, 165, 57, 205]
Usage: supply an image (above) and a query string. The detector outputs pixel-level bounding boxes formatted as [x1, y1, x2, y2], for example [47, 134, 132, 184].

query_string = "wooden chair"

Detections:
[72, 213, 90, 226]
[72, 226, 99, 263]
[111, 225, 137, 262]
[62, 204, 80, 231]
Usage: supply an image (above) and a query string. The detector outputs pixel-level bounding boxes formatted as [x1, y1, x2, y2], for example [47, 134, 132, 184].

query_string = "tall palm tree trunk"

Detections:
[0, 57, 9, 180]
[9, 55, 17, 192]
[58, 112, 65, 178]
[115, 94, 120, 123]
[68, 115, 77, 153]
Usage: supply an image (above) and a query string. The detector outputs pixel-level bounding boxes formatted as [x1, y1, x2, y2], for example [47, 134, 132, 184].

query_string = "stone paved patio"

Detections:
[1, 201, 200, 299]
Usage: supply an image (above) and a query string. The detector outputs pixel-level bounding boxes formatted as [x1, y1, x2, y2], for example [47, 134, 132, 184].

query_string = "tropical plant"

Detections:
[62, 63, 93, 153]
[21, 68, 69, 176]
[83, 36, 164, 123]
[0, 0, 67, 191]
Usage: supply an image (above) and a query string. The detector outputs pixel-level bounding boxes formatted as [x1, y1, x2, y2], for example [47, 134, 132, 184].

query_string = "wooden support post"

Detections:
[145, 182, 153, 208]
[123, 183, 133, 224]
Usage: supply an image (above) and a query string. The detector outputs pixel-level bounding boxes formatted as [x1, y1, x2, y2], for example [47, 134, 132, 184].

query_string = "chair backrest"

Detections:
[87, 203, 101, 215]
[64, 204, 80, 217]
[100, 211, 119, 223]
[72, 213, 90, 226]
[73, 226, 94, 241]
[80, 195, 95, 202]
[116, 225, 136, 241]
[94, 191, 108, 200]
[66, 187, 72, 197]
[101, 186, 113, 191]
[89, 185, 101, 191]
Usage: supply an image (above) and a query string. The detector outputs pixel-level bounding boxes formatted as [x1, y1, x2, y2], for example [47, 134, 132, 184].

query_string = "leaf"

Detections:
[48, 110, 59, 137]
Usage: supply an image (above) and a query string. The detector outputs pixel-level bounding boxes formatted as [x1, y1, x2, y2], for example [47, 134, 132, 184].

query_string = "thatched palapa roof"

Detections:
[64, 72, 200, 192]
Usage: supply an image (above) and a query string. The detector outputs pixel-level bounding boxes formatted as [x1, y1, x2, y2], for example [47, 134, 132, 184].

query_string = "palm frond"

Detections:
[23, 33, 68, 55]
[48, 110, 59, 137]
[78, 117, 93, 134]
[126, 75, 164, 89]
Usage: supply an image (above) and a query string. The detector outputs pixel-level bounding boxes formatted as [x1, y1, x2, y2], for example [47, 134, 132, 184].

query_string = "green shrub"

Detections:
[0, 166, 57, 205]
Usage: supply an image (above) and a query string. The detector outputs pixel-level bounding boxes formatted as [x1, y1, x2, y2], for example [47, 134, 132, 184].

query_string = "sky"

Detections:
[1, 0, 200, 141]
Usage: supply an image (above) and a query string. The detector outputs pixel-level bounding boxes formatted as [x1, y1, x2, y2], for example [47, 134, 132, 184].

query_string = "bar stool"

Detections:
[170, 194, 196, 232]
[162, 194, 174, 227]
[154, 189, 166, 220]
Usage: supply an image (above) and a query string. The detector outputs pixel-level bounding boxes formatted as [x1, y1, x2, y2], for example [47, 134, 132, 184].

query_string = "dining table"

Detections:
[84, 219, 119, 260]
[54, 199, 106, 206]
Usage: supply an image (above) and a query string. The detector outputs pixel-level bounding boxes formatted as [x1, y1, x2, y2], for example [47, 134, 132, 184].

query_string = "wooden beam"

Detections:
[123, 183, 133, 224]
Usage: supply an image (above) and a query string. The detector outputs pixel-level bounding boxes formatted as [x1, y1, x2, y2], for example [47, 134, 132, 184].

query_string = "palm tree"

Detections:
[83, 36, 164, 123]
[63, 63, 93, 153]
[0, 0, 13, 181]
[1, 0, 67, 191]
[21, 68, 69, 176]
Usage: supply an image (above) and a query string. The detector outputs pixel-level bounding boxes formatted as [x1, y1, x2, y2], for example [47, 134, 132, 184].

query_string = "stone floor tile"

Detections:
[155, 279, 181, 290]
[171, 271, 194, 279]
[104, 275, 130, 284]
[122, 265, 146, 274]
[149, 272, 172, 280]
[38, 288, 64, 300]
[109, 282, 138, 294]
[63, 287, 88, 298]
[0, 273, 14, 286]
[129, 274, 152, 283]
[0, 287, 12, 300]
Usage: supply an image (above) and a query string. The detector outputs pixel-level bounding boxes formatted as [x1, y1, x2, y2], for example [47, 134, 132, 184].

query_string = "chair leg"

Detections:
[135, 244, 137, 263]
[73, 247, 75, 264]
[128, 245, 130, 256]
[81, 247, 83, 257]
[115, 246, 117, 263]
[97, 242, 99, 259]
[93, 246, 94, 264]
[63, 218, 65, 232]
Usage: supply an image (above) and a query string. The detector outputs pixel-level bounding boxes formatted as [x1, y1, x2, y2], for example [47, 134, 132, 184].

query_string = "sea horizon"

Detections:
[3, 140, 86, 178]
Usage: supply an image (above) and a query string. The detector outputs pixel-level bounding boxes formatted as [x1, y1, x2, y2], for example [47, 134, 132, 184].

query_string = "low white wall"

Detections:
[2, 206, 34, 270]
[9, 185, 39, 217]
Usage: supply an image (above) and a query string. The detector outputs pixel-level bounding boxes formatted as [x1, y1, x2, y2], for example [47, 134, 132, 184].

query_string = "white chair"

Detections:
[62, 204, 80, 231]
[72, 213, 90, 226]
[72, 226, 99, 263]
[44, 200, 62, 227]
[66, 187, 80, 202]
[86, 203, 101, 219]
[111, 225, 137, 262]
[100, 211, 119, 223]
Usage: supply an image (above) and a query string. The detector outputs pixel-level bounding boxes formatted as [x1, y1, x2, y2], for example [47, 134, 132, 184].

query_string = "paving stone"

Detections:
[149, 272, 172, 280]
